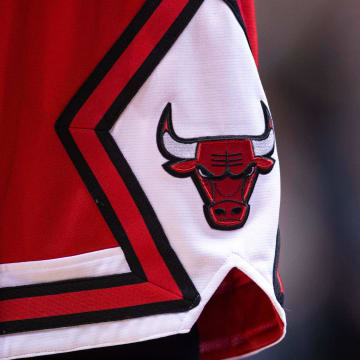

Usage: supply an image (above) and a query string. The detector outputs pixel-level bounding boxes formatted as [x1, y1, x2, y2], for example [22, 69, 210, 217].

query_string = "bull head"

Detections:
[157, 101, 275, 230]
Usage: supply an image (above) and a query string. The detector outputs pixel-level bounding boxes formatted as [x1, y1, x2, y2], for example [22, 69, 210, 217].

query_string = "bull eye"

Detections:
[214, 208, 226, 216]
[244, 165, 255, 177]
[232, 207, 242, 215]
[198, 167, 208, 178]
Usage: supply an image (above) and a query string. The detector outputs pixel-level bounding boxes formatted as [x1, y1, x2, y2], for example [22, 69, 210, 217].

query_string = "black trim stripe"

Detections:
[222, 0, 252, 50]
[0, 273, 142, 301]
[1, 300, 198, 335]
[273, 229, 284, 306]
[97, 132, 199, 300]
[97, 0, 205, 130]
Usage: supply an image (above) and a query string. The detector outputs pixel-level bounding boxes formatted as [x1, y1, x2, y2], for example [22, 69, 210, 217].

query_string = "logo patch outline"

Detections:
[157, 101, 276, 230]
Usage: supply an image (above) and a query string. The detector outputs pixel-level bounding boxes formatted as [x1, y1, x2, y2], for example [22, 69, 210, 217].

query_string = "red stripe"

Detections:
[71, 128, 181, 295]
[237, 0, 258, 66]
[1, 282, 181, 322]
[277, 268, 284, 293]
[71, 0, 189, 129]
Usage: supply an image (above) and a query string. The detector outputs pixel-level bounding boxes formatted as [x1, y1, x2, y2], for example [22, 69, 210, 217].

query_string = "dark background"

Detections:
[252, 1, 360, 359]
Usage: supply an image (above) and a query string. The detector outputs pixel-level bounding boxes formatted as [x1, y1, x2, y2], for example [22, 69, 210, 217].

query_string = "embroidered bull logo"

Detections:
[157, 101, 275, 230]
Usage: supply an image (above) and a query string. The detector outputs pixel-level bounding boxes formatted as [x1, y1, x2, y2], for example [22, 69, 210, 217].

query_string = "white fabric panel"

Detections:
[0, 247, 131, 287]
[1, 0, 286, 358]
[110, 0, 281, 312]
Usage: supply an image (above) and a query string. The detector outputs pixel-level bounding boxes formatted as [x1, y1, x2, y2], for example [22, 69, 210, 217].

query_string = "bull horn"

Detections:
[251, 101, 275, 156]
[157, 103, 197, 159]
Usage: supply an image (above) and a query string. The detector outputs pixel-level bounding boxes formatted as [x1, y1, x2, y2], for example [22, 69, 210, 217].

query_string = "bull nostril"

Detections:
[231, 207, 242, 215]
[214, 208, 226, 216]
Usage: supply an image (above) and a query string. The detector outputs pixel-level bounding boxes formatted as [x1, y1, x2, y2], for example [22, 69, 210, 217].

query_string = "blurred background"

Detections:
[253, 1, 360, 359]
